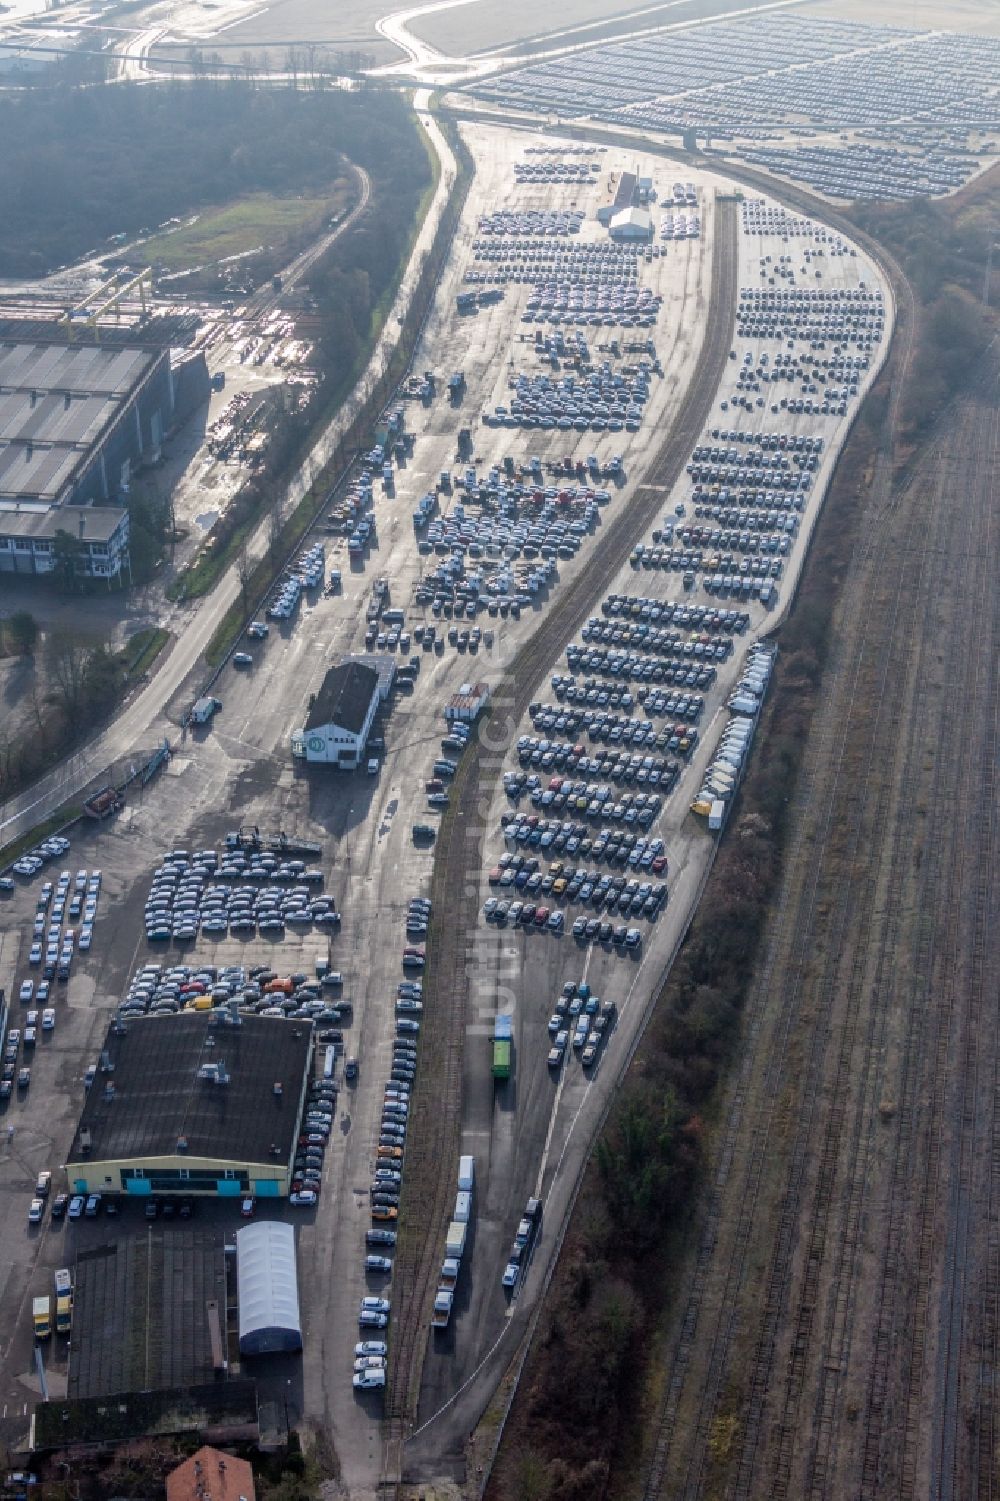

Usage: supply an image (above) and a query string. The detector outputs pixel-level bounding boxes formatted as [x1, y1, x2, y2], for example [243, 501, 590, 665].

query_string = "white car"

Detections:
[28, 1199, 45, 1224]
[353, 1368, 386, 1390]
[365, 1255, 393, 1272]
[19, 981, 33, 1003]
[358, 1310, 388, 1329]
[289, 1189, 318, 1207]
[67, 1195, 85, 1219]
[354, 1355, 386, 1372]
[360, 1296, 390, 1315]
[355, 1340, 388, 1357]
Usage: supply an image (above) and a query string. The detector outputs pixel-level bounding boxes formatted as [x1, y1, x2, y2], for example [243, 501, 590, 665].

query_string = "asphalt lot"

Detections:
[401, 182, 893, 1479]
[0, 116, 891, 1498]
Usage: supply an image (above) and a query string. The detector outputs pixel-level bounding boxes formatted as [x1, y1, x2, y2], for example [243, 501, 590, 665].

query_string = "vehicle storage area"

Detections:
[0, 118, 890, 1493]
[469, 14, 1000, 201]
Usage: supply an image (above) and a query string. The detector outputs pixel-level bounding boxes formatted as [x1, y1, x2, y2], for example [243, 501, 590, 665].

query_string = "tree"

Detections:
[236, 539, 253, 621]
[45, 628, 92, 723]
[5, 609, 38, 654]
[51, 528, 86, 591]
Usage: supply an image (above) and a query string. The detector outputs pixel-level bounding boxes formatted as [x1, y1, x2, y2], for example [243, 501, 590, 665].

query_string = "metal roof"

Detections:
[237, 1221, 302, 1356]
[0, 340, 154, 397]
[0, 340, 158, 504]
[0, 502, 128, 543]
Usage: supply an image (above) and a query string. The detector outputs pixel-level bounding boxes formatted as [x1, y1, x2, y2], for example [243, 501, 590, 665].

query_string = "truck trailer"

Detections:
[32, 1296, 51, 1341]
[493, 1013, 513, 1080]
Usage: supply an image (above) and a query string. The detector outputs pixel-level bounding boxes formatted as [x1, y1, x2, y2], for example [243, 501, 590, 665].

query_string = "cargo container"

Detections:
[458, 1155, 475, 1192]
[445, 1220, 467, 1259]
[709, 800, 726, 832]
[454, 1190, 472, 1223]
[492, 1039, 511, 1080]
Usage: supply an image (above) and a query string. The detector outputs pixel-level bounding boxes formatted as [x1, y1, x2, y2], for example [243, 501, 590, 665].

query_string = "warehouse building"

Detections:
[237, 1221, 302, 1356]
[0, 336, 176, 578]
[597, 168, 638, 225]
[65, 1011, 313, 1199]
[292, 655, 394, 767]
[609, 206, 654, 242]
[68, 1231, 232, 1398]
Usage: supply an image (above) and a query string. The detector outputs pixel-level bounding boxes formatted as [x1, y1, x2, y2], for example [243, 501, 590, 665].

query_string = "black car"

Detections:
[51, 1193, 69, 1219]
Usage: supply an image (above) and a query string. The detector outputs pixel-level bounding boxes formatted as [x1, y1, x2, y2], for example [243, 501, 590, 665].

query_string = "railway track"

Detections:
[856, 375, 1000, 1501]
[641, 341, 1000, 1499]
[385, 198, 739, 1432]
[639, 211, 913, 1501]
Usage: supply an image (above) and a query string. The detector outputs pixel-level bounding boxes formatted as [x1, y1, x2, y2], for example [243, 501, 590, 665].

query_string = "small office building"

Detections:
[292, 657, 391, 768]
[65, 1012, 313, 1200]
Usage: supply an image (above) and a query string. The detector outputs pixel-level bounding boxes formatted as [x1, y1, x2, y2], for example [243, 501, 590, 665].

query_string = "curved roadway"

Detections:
[0, 111, 453, 853]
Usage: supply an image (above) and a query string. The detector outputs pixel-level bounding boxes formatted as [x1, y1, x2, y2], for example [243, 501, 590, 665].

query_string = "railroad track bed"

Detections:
[641, 331, 1000, 1501]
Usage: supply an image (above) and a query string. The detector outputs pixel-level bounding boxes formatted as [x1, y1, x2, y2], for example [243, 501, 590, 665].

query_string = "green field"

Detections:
[140, 183, 352, 272]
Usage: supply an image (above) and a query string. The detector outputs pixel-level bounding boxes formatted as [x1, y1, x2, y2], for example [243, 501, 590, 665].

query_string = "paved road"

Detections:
[0, 101, 453, 856]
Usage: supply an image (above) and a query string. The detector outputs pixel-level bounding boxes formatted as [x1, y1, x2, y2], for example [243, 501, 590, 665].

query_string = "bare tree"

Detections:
[268, 496, 285, 560]
[236, 538, 253, 621]
[45, 628, 94, 724]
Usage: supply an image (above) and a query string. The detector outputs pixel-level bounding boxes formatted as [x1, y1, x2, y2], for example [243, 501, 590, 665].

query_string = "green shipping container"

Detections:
[492, 1039, 511, 1080]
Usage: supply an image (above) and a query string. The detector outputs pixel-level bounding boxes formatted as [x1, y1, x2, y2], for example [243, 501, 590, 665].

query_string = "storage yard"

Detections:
[468, 13, 1000, 201]
[0, 112, 895, 1494]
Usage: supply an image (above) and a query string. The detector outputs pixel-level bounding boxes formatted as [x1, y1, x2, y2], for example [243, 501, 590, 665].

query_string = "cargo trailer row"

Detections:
[691, 644, 777, 830]
[432, 1156, 475, 1330]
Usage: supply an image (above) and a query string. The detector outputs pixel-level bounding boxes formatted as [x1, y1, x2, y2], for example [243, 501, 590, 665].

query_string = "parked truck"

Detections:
[493, 1013, 513, 1081]
[445, 1219, 467, 1260]
[32, 1296, 51, 1341]
[432, 1288, 454, 1328]
[190, 696, 221, 727]
[55, 1292, 73, 1335]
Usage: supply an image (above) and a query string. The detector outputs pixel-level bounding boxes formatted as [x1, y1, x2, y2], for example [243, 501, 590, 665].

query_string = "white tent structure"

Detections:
[237, 1221, 302, 1355]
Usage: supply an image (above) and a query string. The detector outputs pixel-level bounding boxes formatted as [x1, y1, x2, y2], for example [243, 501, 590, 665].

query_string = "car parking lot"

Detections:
[411, 152, 893, 1444]
[470, 14, 1000, 201]
[0, 119, 893, 1486]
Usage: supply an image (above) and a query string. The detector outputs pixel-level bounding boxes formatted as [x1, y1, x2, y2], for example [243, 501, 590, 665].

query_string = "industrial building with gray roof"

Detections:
[0, 333, 177, 577]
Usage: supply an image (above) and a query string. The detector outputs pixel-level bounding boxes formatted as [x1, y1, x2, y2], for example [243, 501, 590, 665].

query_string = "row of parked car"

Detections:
[142, 851, 338, 943]
[354, 896, 434, 1388]
[3, 832, 72, 883]
[117, 959, 348, 1025]
[265, 542, 326, 622]
[514, 158, 598, 184]
[545, 981, 618, 1073]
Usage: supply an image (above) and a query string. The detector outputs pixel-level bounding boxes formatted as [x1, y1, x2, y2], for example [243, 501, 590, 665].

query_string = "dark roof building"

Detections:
[304, 659, 379, 735]
[65, 1012, 312, 1199]
[69, 1232, 231, 1398]
[296, 659, 381, 768]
